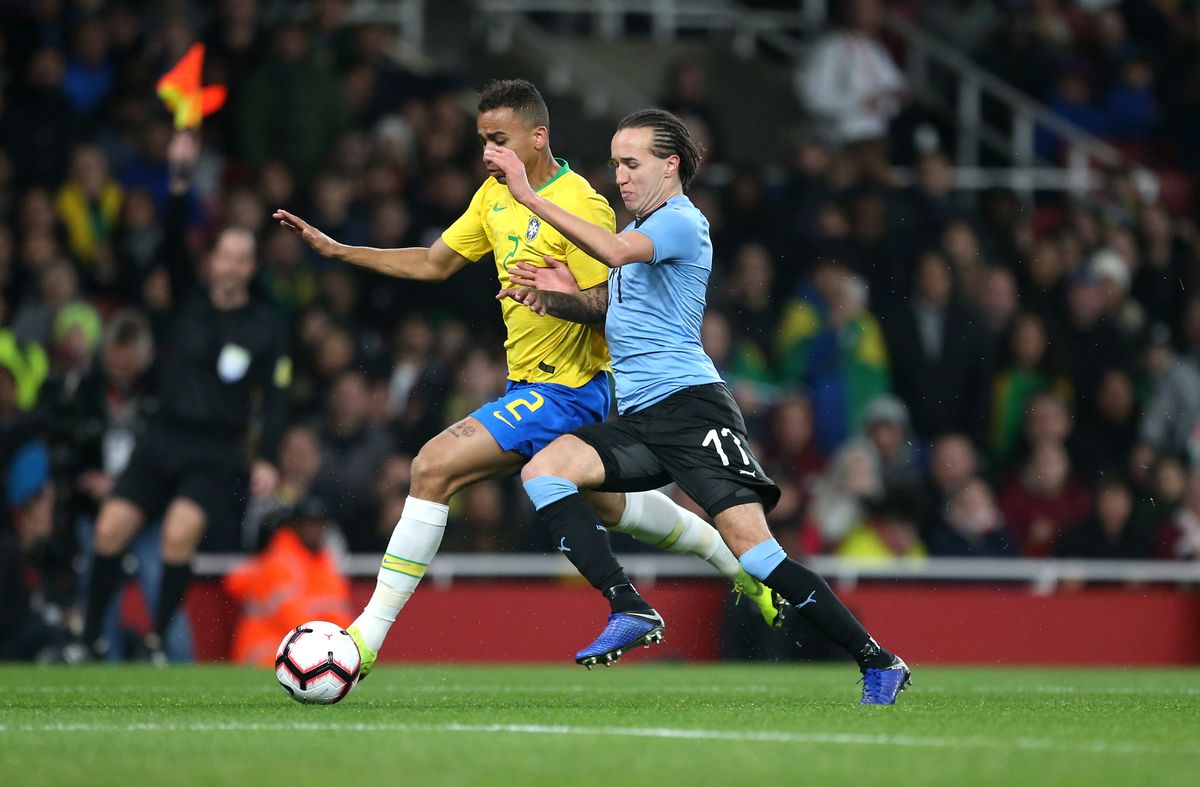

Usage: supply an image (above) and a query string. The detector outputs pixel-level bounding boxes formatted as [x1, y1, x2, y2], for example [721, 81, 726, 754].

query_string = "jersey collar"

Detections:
[535, 158, 570, 193]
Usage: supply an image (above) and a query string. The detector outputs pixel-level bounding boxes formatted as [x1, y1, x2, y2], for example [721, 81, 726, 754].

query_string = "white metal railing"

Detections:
[469, 0, 1154, 200]
[280, 0, 427, 51]
[194, 553, 1200, 593]
[884, 14, 1152, 203]
[474, 0, 821, 44]
[889, 166, 1160, 203]
[471, 2, 654, 116]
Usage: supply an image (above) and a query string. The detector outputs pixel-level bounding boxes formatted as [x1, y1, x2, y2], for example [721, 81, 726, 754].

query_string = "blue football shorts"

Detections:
[470, 372, 611, 458]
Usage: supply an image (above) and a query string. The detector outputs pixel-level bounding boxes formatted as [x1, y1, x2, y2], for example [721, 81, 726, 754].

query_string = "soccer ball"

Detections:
[275, 621, 361, 704]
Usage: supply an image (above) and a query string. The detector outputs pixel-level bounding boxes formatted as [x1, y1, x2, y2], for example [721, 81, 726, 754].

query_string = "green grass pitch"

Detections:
[2, 663, 1198, 786]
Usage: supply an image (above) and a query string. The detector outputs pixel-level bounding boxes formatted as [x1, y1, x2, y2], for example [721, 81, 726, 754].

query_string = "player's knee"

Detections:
[410, 447, 456, 502]
[160, 500, 206, 562]
[94, 500, 142, 555]
[520, 452, 555, 485]
[160, 530, 196, 563]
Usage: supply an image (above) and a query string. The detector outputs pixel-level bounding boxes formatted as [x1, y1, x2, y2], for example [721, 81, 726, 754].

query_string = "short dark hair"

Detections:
[478, 79, 550, 129]
[616, 108, 703, 189]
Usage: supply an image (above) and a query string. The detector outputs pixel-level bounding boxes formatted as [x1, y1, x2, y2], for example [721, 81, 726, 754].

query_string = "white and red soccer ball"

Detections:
[275, 621, 361, 704]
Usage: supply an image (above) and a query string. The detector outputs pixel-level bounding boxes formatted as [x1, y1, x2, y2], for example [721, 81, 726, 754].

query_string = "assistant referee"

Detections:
[80, 131, 290, 661]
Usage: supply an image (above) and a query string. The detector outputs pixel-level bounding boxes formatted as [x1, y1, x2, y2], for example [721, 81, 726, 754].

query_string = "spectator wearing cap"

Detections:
[1060, 262, 1135, 421]
[0, 441, 73, 660]
[54, 307, 155, 526]
[861, 395, 922, 500]
[224, 497, 352, 666]
[1089, 246, 1142, 333]
[48, 301, 102, 395]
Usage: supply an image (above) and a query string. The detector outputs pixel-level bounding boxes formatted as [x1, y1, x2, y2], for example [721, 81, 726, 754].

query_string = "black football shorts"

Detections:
[572, 383, 780, 517]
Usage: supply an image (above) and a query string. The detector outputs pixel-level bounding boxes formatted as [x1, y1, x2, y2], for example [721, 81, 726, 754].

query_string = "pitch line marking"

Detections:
[7, 683, 1200, 696]
[0, 721, 1195, 756]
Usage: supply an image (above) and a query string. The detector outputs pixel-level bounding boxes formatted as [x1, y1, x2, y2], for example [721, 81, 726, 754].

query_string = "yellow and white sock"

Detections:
[612, 490, 741, 580]
[352, 496, 448, 654]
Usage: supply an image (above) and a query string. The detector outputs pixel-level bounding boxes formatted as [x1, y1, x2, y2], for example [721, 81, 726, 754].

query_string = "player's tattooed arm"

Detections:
[497, 256, 609, 328]
[538, 283, 609, 328]
[446, 419, 476, 438]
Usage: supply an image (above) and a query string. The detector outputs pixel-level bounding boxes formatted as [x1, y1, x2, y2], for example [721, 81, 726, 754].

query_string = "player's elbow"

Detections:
[603, 243, 640, 268]
[421, 265, 455, 282]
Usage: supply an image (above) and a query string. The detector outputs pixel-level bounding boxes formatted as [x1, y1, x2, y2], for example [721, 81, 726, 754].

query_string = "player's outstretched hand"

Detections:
[508, 256, 581, 295]
[483, 147, 534, 204]
[273, 209, 341, 259]
[497, 286, 547, 315]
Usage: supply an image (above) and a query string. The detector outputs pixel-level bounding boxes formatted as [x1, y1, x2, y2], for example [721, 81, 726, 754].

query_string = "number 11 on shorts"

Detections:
[702, 427, 750, 466]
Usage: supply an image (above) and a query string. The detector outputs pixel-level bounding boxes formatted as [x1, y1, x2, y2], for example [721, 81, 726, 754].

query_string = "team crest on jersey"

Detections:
[526, 217, 540, 241]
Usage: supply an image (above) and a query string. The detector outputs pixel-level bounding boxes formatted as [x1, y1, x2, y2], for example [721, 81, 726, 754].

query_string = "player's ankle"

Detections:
[605, 582, 651, 614]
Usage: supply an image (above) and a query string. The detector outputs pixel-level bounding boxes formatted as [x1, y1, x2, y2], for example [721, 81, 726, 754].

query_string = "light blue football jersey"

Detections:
[604, 194, 723, 414]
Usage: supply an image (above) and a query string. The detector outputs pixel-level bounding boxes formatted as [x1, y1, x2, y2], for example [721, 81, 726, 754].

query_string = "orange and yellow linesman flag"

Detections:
[156, 44, 226, 129]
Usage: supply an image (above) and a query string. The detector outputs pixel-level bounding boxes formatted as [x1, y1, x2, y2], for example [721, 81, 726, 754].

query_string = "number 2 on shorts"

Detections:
[702, 427, 750, 466]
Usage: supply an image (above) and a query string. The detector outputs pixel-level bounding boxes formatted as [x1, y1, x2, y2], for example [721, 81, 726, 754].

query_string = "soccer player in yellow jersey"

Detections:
[274, 80, 781, 676]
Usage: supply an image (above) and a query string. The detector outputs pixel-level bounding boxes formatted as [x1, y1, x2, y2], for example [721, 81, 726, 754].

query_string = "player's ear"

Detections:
[664, 153, 680, 180]
[532, 125, 548, 150]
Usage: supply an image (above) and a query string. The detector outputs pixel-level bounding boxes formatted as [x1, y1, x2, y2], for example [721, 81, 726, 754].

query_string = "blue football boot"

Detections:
[859, 656, 912, 705]
[575, 610, 665, 669]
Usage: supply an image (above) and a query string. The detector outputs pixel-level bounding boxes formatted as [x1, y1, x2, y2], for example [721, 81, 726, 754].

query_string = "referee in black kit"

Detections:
[81, 131, 290, 661]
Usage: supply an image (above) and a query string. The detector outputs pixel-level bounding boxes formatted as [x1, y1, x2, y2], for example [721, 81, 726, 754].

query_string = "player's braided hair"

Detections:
[616, 109, 703, 190]
[478, 79, 550, 129]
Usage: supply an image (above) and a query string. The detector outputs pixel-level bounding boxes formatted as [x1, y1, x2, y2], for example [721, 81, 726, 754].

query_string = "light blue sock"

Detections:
[522, 475, 579, 511]
[739, 538, 786, 581]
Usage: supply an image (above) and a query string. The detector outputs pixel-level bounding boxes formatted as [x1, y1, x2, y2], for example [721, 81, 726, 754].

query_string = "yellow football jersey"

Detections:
[441, 159, 613, 389]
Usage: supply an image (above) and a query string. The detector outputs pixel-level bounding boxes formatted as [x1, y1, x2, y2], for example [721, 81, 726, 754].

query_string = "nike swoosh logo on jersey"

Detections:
[492, 204, 507, 212]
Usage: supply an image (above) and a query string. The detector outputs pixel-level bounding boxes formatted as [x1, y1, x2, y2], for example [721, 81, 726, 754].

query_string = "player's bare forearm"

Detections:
[336, 245, 445, 281]
[482, 147, 649, 267]
[538, 283, 608, 328]
[522, 193, 645, 267]
[274, 211, 469, 281]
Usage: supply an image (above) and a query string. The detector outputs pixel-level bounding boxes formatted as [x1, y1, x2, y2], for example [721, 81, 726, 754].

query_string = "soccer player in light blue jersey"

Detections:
[489, 109, 910, 703]
[277, 82, 782, 679]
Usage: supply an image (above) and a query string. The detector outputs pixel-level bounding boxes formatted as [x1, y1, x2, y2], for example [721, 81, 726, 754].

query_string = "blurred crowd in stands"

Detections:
[3, 0, 1200, 659]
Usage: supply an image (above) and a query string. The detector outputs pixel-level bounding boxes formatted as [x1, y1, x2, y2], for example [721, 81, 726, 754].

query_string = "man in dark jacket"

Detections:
[880, 250, 993, 448]
[80, 131, 289, 661]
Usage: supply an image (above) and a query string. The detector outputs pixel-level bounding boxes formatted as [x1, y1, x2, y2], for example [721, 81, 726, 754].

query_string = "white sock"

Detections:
[613, 490, 741, 580]
[352, 496, 448, 653]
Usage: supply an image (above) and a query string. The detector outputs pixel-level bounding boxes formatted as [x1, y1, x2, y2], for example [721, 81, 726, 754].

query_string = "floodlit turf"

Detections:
[1, 663, 1198, 786]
